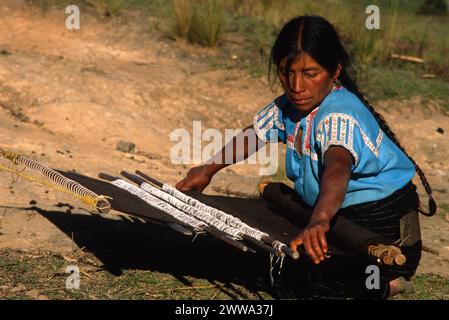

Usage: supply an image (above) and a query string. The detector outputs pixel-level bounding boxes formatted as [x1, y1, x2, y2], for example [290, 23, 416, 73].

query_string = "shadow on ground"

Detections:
[6, 204, 287, 299]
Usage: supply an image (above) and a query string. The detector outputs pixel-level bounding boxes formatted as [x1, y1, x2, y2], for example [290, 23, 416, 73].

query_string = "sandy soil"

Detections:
[0, 1, 448, 276]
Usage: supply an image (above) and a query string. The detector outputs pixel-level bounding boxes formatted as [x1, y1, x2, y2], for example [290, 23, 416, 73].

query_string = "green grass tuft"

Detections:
[172, 0, 225, 47]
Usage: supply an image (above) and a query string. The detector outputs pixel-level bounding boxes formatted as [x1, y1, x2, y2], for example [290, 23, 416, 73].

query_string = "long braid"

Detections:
[268, 15, 436, 216]
[339, 70, 436, 216]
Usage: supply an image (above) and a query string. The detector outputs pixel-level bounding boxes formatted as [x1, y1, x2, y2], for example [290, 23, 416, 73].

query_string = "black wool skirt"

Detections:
[278, 182, 422, 300]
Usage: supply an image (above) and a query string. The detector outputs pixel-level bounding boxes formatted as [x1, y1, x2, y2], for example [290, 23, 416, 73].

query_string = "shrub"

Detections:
[417, 0, 448, 15]
[86, 0, 125, 17]
[172, 0, 225, 47]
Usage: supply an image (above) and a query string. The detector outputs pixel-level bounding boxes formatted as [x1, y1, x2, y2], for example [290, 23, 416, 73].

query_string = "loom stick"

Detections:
[135, 170, 163, 187]
[260, 182, 407, 266]
[203, 226, 253, 253]
[261, 236, 300, 259]
[135, 170, 296, 259]
[99, 173, 121, 182]
[121, 171, 262, 255]
[63, 170, 184, 224]
[0, 151, 110, 213]
[123, 170, 283, 257]
[241, 235, 284, 257]
[121, 171, 146, 186]
[123, 171, 245, 239]
[166, 223, 193, 236]
[99, 172, 252, 254]
[135, 170, 272, 239]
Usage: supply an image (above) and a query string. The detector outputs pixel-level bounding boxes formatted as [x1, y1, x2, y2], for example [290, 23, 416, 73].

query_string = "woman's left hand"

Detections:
[290, 146, 353, 264]
[290, 220, 330, 264]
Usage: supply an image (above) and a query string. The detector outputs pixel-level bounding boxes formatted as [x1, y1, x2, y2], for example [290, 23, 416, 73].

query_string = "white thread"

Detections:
[272, 240, 287, 252]
[140, 182, 248, 239]
[269, 254, 285, 287]
[112, 179, 243, 239]
[142, 182, 295, 258]
[278, 256, 285, 275]
[111, 179, 207, 232]
[269, 253, 275, 287]
[161, 183, 292, 255]
[16, 156, 100, 200]
[162, 183, 269, 240]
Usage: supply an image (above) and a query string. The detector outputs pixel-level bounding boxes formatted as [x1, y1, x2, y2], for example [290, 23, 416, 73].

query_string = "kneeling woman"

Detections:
[176, 15, 436, 299]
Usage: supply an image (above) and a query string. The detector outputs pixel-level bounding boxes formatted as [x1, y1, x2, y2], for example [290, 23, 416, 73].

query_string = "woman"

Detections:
[176, 16, 436, 299]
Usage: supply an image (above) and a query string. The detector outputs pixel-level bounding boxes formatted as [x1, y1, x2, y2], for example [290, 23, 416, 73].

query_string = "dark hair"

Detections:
[269, 15, 436, 216]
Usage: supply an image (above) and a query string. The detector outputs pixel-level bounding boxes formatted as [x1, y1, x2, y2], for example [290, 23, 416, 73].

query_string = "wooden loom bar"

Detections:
[135, 170, 300, 260]
[122, 171, 284, 258]
[99, 172, 252, 254]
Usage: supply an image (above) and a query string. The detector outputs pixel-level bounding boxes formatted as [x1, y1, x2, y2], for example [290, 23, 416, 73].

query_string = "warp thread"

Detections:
[162, 184, 269, 240]
[0, 151, 110, 212]
[111, 179, 237, 235]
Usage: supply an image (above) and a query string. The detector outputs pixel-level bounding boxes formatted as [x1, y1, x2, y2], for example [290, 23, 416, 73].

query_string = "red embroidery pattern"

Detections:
[303, 108, 319, 156]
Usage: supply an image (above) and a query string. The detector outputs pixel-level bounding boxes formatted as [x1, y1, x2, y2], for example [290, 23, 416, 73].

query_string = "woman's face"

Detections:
[278, 53, 340, 114]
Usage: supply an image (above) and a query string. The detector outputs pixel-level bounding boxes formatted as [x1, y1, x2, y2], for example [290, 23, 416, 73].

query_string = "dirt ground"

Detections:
[0, 1, 448, 281]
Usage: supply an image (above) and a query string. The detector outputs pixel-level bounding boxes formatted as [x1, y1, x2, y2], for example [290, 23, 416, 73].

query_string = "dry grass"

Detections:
[172, 0, 225, 47]
[27, 0, 449, 79]
[0, 248, 274, 300]
[1, 248, 447, 300]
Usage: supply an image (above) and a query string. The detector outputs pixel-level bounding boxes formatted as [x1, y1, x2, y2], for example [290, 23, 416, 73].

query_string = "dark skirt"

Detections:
[280, 182, 422, 300]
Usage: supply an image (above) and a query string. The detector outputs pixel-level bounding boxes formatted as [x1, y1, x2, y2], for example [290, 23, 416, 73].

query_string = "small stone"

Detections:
[436, 127, 444, 134]
[29, 200, 37, 205]
[116, 141, 136, 154]
[33, 120, 44, 127]
[55, 203, 74, 210]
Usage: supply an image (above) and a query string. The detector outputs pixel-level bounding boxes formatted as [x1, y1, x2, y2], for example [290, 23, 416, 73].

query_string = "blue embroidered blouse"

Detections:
[253, 86, 416, 208]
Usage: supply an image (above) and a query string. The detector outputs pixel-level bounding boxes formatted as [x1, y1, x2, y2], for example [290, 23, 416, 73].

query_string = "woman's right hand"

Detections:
[175, 165, 213, 192]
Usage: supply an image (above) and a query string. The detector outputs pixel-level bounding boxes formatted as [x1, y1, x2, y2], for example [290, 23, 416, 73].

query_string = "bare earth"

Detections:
[0, 2, 448, 277]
